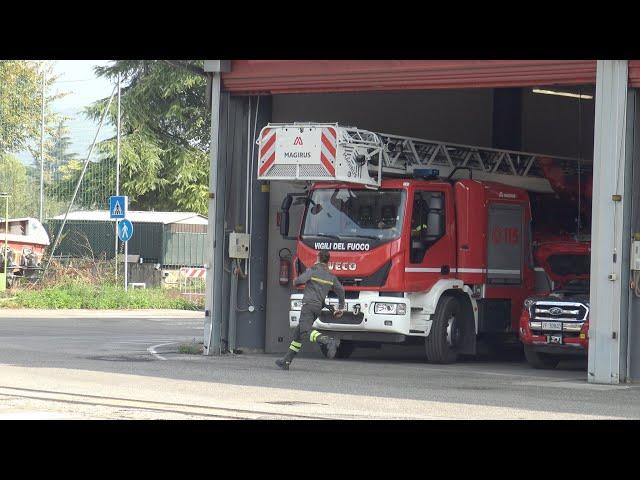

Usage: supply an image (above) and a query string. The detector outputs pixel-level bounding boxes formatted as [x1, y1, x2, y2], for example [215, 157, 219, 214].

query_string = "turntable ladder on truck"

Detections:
[256, 123, 590, 192]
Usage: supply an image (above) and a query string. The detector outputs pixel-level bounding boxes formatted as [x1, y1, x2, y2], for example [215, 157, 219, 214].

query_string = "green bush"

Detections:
[2, 282, 202, 310]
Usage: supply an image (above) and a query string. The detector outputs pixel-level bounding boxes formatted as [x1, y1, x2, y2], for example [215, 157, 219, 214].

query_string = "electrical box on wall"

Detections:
[229, 233, 251, 259]
[632, 240, 640, 271]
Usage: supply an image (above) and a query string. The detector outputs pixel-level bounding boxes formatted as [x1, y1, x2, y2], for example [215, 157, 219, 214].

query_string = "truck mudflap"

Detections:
[289, 291, 411, 335]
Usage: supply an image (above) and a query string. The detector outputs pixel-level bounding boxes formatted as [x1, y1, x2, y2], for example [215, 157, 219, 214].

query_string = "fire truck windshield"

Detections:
[301, 188, 406, 247]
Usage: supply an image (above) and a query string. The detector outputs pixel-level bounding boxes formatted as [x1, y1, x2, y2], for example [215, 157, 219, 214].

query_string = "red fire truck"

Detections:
[518, 237, 590, 368]
[257, 123, 587, 363]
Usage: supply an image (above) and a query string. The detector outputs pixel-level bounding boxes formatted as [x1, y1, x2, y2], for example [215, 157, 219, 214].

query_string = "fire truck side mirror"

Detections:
[279, 210, 290, 237]
[279, 195, 293, 238]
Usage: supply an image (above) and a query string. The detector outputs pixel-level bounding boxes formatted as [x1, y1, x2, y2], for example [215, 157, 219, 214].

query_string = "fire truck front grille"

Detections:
[266, 165, 296, 177]
[532, 302, 588, 322]
[299, 165, 333, 177]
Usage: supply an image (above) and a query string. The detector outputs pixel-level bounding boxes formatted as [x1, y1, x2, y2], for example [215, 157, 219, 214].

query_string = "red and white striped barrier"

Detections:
[319, 126, 336, 176]
[179, 267, 206, 279]
[258, 125, 337, 178]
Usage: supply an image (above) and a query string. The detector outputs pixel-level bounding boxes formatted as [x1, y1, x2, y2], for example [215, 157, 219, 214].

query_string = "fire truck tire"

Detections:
[523, 345, 560, 369]
[425, 295, 463, 364]
[320, 341, 355, 359]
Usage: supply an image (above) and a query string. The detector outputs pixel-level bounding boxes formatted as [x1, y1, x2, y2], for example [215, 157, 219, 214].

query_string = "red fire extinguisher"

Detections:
[279, 248, 292, 286]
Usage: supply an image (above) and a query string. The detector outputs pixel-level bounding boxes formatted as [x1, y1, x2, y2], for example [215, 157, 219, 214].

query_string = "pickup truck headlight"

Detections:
[290, 300, 303, 311]
[374, 302, 407, 315]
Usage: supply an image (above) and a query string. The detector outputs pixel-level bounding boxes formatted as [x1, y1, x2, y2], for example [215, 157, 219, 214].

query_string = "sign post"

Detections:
[117, 218, 133, 291]
[110, 196, 129, 290]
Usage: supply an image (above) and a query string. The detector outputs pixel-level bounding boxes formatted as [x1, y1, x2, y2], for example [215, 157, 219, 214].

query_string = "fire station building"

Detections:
[203, 60, 640, 385]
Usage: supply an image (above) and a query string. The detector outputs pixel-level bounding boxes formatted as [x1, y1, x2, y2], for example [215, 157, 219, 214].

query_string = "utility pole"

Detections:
[39, 70, 46, 222]
[115, 73, 121, 283]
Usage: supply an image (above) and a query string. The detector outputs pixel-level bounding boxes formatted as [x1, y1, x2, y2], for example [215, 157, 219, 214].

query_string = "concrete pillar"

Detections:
[588, 60, 630, 383]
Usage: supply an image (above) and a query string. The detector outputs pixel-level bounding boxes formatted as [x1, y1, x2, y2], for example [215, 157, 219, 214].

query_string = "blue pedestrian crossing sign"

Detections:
[118, 219, 134, 242]
[109, 195, 127, 219]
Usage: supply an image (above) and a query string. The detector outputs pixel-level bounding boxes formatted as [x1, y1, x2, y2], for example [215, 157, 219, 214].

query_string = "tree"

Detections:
[87, 61, 210, 214]
[49, 118, 78, 178]
[0, 60, 63, 161]
[0, 155, 38, 218]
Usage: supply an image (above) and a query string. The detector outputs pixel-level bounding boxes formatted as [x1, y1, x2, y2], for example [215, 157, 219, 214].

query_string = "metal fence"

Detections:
[0, 60, 206, 296]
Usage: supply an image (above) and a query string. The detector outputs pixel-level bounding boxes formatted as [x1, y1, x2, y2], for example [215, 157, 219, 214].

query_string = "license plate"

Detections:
[541, 321, 562, 331]
[546, 334, 562, 344]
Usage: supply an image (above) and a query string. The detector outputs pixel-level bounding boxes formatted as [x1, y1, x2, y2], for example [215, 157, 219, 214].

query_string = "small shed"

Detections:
[46, 211, 207, 267]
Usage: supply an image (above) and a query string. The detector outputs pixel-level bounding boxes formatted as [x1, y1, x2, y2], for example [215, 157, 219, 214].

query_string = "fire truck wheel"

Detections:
[523, 345, 560, 369]
[320, 341, 355, 359]
[425, 295, 463, 364]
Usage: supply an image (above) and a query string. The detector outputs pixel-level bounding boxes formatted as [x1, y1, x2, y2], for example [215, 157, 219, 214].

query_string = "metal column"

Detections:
[589, 60, 630, 384]
[204, 61, 230, 356]
[626, 89, 640, 381]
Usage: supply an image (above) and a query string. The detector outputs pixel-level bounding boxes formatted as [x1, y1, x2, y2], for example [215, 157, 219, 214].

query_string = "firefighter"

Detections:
[411, 198, 428, 239]
[275, 249, 346, 370]
[411, 222, 428, 238]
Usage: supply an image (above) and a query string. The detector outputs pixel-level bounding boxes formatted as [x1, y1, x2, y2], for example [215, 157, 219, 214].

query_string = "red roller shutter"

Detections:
[629, 60, 640, 87]
[222, 60, 597, 94]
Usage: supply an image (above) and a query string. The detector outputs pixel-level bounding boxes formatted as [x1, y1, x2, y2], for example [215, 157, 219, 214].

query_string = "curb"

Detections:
[0, 309, 204, 319]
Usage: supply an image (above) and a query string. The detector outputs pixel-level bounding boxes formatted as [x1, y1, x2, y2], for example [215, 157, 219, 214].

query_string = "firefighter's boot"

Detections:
[276, 340, 302, 370]
[275, 358, 291, 370]
[318, 335, 338, 359]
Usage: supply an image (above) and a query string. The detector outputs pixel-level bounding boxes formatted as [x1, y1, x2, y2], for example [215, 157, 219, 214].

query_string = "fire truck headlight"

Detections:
[290, 300, 302, 311]
[524, 299, 535, 309]
[374, 302, 407, 315]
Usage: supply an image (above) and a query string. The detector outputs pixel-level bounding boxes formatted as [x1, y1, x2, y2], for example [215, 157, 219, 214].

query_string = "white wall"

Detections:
[521, 87, 596, 158]
[273, 89, 495, 145]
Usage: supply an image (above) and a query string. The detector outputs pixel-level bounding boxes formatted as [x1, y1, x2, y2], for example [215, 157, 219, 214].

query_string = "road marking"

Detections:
[147, 342, 177, 361]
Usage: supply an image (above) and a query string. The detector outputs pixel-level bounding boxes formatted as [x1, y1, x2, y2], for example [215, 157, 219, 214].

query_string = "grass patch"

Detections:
[2, 281, 203, 310]
[178, 342, 204, 355]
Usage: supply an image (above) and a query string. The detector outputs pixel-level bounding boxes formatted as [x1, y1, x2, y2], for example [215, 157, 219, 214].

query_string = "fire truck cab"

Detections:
[283, 176, 535, 362]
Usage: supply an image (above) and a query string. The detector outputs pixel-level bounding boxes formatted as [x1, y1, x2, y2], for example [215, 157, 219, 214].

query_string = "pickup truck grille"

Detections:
[532, 301, 588, 322]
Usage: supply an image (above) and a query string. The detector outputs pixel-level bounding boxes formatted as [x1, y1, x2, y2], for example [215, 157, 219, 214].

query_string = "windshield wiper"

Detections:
[313, 233, 341, 241]
[341, 234, 379, 240]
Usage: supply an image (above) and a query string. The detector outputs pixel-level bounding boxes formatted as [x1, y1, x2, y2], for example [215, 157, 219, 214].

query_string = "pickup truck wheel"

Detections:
[523, 344, 560, 369]
[425, 295, 462, 364]
[320, 340, 355, 359]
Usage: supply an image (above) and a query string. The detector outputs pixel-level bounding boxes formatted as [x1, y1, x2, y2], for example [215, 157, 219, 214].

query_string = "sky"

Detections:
[18, 60, 117, 165]
[50, 60, 117, 157]
[51, 60, 115, 114]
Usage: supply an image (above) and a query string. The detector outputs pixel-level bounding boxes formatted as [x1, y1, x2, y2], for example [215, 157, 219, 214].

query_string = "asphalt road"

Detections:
[0, 314, 639, 419]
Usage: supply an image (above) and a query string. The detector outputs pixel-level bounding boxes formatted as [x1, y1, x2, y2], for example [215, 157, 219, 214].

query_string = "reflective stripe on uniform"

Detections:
[289, 342, 301, 352]
[291, 341, 302, 348]
[310, 330, 322, 342]
[311, 276, 333, 286]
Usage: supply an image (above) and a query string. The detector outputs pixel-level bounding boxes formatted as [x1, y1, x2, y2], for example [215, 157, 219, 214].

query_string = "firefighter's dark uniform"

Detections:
[281, 262, 346, 365]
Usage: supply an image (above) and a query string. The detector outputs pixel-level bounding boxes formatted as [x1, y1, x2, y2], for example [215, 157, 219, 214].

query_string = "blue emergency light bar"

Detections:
[413, 168, 440, 179]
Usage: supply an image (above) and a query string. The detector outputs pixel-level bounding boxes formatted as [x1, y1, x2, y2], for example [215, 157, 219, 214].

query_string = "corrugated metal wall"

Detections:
[45, 220, 205, 266]
[628, 60, 640, 88]
[162, 229, 206, 266]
